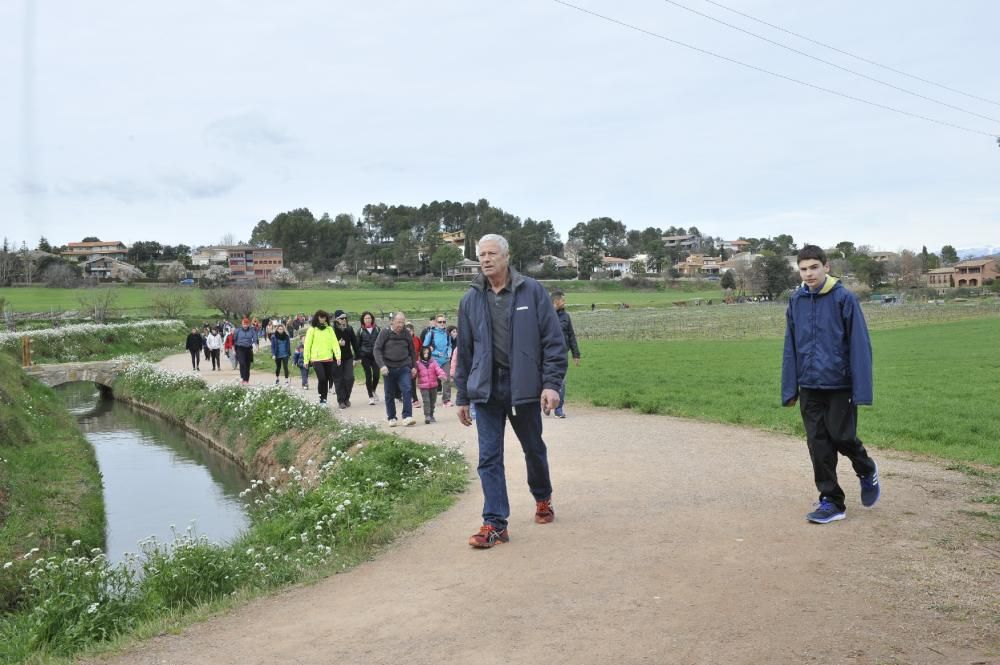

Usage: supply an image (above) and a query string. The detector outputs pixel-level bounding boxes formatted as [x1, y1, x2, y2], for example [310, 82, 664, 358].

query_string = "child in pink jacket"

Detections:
[416, 345, 448, 424]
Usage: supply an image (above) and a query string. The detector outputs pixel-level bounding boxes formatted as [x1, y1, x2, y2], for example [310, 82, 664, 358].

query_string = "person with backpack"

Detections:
[332, 310, 361, 408]
[357, 311, 381, 405]
[373, 312, 417, 426]
[232, 318, 258, 385]
[292, 339, 309, 390]
[270, 323, 292, 386]
[551, 290, 581, 418]
[304, 310, 342, 405]
[422, 313, 454, 406]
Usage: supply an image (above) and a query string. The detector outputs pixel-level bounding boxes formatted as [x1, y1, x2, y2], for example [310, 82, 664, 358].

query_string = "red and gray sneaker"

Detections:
[468, 524, 509, 548]
[535, 499, 555, 524]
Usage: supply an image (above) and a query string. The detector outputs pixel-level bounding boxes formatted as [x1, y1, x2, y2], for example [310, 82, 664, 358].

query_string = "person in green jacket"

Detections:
[304, 309, 342, 405]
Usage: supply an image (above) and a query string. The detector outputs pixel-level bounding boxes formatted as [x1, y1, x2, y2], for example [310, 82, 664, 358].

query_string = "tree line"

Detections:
[0, 196, 980, 289]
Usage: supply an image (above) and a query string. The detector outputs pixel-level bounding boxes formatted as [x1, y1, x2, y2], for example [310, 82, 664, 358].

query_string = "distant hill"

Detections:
[957, 246, 1000, 259]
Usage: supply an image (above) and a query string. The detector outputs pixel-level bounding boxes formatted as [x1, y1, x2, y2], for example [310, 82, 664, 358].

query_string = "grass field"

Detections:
[566, 317, 1000, 466]
[0, 283, 724, 320]
[0, 354, 106, 612]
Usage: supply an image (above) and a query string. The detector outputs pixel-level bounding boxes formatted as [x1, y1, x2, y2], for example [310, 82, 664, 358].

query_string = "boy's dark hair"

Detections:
[551, 289, 565, 300]
[796, 245, 828, 265]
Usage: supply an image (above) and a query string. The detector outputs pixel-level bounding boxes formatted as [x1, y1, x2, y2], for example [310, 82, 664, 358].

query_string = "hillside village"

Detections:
[1, 213, 997, 298]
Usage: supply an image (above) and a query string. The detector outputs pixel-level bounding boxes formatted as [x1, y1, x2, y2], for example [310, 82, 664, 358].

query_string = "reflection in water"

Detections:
[57, 383, 249, 564]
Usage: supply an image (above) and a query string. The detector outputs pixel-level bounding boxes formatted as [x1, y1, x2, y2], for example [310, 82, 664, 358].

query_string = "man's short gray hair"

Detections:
[393, 311, 406, 322]
[477, 234, 509, 257]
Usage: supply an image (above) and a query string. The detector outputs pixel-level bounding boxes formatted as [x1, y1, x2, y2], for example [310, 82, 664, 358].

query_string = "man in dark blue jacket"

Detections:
[455, 234, 567, 548]
[782, 245, 880, 524]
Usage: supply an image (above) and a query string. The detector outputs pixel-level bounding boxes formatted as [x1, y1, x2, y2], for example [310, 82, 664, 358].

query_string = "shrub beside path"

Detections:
[96, 354, 999, 665]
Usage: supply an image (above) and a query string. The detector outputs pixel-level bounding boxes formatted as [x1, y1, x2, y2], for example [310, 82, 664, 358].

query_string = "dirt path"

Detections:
[95, 355, 999, 665]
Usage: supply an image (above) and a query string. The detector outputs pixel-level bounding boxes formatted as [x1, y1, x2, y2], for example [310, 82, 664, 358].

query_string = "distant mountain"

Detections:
[957, 246, 1000, 259]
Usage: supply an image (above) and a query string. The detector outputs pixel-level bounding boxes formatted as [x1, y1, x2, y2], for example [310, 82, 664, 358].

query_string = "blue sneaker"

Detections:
[807, 499, 846, 524]
[859, 461, 881, 507]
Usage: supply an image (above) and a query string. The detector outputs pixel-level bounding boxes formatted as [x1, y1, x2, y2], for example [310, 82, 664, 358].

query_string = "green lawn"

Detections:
[0, 354, 105, 612]
[0, 283, 724, 320]
[566, 317, 1000, 466]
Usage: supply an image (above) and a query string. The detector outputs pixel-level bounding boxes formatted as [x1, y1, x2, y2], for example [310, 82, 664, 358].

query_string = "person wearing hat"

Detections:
[232, 317, 258, 385]
[331, 309, 360, 408]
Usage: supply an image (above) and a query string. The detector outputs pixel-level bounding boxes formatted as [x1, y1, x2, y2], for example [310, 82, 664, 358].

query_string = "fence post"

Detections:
[22, 336, 31, 367]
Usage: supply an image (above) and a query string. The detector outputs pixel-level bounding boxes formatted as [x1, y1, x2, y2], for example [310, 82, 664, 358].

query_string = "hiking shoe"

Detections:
[274, 379, 279, 385]
[369, 397, 376, 405]
[468, 524, 509, 549]
[428, 415, 436, 423]
[425, 417, 431, 424]
[859, 461, 881, 507]
[555, 411, 566, 419]
[319, 398, 327, 405]
[535, 499, 555, 524]
[388, 418, 398, 427]
[403, 417, 416, 427]
[338, 402, 347, 409]
[807, 499, 846, 524]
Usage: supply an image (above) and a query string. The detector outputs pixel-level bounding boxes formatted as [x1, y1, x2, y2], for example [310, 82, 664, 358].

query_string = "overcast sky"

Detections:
[2, 1, 998, 254]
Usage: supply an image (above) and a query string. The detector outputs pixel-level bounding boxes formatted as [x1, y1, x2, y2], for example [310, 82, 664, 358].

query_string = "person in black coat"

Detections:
[185, 328, 204, 371]
[332, 309, 361, 408]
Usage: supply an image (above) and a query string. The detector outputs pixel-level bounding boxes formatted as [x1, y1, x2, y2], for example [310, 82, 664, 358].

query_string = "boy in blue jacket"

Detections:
[782, 245, 881, 524]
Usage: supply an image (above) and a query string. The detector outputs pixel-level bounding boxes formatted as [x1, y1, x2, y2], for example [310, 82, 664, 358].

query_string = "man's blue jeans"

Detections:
[475, 367, 552, 530]
[383, 366, 413, 420]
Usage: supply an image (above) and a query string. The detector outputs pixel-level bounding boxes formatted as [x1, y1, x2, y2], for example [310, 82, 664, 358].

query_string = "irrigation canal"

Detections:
[57, 382, 249, 563]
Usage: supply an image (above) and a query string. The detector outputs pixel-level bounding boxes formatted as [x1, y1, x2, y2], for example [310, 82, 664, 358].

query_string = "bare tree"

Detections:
[78, 289, 118, 323]
[150, 287, 192, 318]
[220, 233, 237, 247]
[0, 240, 16, 286]
[20, 249, 38, 285]
[42, 262, 81, 288]
[203, 286, 260, 320]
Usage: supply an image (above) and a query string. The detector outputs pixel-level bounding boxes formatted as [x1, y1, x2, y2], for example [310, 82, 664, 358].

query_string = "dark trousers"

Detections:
[333, 359, 355, 405]
[189, 349, 200, 369]
[383, 366, 413, 420]
[312, 361, 335, 402]
[210, 348, 221, 370]
[274, 356, 289, 379]
[799, 388, 877, 511]
[361, 356, 380, 397]
[475, 367, 552, 530]
[420, 387, 438, 418]
[298, 364, 310, 387]
[236, 347, 253, 382]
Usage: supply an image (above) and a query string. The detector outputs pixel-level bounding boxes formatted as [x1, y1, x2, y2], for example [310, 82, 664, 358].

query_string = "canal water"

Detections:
[56, 382, 249, 563]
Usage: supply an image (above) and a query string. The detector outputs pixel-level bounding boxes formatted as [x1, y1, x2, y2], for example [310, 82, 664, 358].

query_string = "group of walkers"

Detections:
[183, 232, 880, 551]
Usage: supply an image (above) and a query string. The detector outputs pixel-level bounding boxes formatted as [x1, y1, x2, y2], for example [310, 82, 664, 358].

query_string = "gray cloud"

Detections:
[204, 113, 296, 152]
[161, 171, 243, 199]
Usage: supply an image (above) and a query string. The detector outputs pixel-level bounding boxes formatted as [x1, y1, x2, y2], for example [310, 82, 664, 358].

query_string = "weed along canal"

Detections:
[56, 382, 249, 563]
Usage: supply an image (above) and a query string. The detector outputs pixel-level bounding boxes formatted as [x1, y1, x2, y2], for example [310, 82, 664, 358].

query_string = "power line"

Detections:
[660, 0, 1000, 126]
[550, 0, 998, 139]
[701, 0, 1000, 109]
